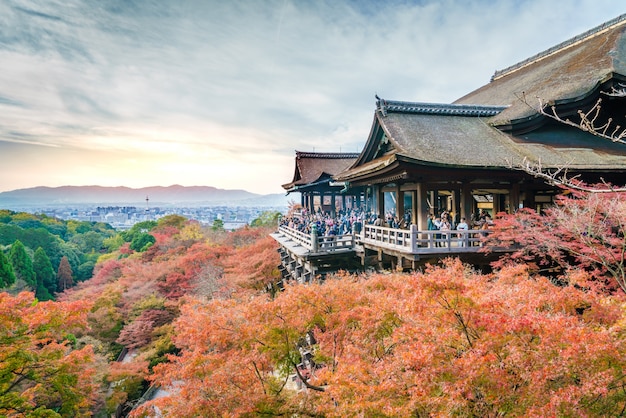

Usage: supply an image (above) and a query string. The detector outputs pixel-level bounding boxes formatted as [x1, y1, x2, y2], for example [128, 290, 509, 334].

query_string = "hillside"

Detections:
[0, 185, 291, 207]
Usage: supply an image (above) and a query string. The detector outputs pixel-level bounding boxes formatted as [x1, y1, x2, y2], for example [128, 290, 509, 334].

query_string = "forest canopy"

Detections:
[1, 200, 626, 416]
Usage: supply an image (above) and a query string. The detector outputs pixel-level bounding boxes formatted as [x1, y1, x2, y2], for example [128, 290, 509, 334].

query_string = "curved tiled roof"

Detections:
[282, 151, 359, 191]
[455, 14, 626, 125]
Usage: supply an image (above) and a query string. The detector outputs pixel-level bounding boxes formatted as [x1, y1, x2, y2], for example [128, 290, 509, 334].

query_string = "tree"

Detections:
[130, 233, 156, 252]
[57, 255, 74, 292]
[9, 240, 36, 288]
[250, 211, 281, 228]
[137, 261, 626, 417]
[211, 218, 224, 232]
[485, 190, 626, 293]
[33, 247, 56, 300]
[0, 250, 15, 288]
[0, 291, 98, 416]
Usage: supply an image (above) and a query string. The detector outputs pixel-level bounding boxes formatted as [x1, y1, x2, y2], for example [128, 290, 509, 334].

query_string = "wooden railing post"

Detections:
[410, 224, 418, 253]
[311, 224, 319, 252]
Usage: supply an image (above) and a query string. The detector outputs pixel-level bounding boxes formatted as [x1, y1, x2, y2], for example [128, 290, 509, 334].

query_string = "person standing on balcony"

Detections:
[457, 217, 469, 247]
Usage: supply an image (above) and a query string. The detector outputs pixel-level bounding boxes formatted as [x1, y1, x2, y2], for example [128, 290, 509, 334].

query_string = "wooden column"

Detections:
[411, 191, 417, 227]
[461, 182, 473, 220]
[396, 184, 403, 220]
[416, 182, 429, 230]
[510, 183, 520, 213]
[331, 194, 336, 217]
[452, 188, 460, 224]
[377, 186, 385, 216]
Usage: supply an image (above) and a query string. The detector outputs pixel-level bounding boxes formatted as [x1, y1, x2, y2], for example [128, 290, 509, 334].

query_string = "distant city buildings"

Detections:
[30, 205, 286, 230]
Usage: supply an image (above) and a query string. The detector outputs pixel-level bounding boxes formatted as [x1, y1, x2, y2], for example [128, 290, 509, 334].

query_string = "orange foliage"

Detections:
[137, 260, 626, 417]
[0, 292, 99, 416]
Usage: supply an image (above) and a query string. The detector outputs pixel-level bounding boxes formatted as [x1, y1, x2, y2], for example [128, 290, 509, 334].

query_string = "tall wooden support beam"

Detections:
[510, 183, 520, 212]
[377, 186, 385, 216]
[461, 182, 473, 220]
[396, 184, 403, 220]
[452, 188, 460, 224]
[416, 182, 429, 230]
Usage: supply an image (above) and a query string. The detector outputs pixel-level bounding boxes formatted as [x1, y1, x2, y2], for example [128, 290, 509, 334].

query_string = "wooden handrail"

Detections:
[279, 224, 492, 255]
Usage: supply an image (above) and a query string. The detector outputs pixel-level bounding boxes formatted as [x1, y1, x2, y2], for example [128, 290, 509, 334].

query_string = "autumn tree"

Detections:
[57, 255, 74, 292]
[485, 190, 626, 292]
[136, 260, 626, 417]
[0, 250, 15, 288]
[33, 247, 56, 300]
[9, 239, 36, 289]
[0, 292, 99, 416]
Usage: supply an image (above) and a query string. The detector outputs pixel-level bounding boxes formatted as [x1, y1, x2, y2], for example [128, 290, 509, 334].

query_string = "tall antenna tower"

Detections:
[145, 195, 149, 212]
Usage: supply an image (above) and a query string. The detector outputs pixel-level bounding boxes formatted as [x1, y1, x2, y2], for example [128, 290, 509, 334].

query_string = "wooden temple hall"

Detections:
[273, 14, 626, 280]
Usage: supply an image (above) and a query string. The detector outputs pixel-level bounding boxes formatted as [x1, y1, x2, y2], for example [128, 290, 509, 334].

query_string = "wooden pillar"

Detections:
[416, 182, 429, 230]
[510, 183, 520, 213]
[331, 194, 336, 217]
[493, 193, 501, 214]
[300, 193, 305, 209]
[411, 191, 417, 228]
[461, 182, 473, 221]
[309, 194, 315, 213]
[377, 186, 385, 216]
[396, 184, 403, 220]
[428, 190, 436, 215]
[341, 195, 346, 212]
[452, 188, 460, 225]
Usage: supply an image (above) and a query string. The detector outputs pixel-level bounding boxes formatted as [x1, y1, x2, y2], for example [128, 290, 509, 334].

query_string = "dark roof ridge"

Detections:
[295, 151, 360, 159]
[375, 98, 506, 117]
[492, 13, 626, 82]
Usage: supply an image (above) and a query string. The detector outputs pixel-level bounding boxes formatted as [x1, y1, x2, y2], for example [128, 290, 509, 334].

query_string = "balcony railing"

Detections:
[277, 224, 492, 255]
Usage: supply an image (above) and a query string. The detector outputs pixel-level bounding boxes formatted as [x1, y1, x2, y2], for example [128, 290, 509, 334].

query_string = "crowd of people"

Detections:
[279, 207, 493, 237]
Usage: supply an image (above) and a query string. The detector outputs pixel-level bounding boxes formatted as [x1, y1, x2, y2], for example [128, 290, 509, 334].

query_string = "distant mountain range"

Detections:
[0, 185, 292, 208]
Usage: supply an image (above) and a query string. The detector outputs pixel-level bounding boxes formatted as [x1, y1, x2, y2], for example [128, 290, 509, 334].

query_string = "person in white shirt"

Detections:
[457, 217, 469, 246]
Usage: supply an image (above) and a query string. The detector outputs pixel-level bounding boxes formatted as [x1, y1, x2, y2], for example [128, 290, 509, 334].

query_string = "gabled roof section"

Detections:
[455, 14, 626, 126]
[335, 95, 626, 183]
[348, 99, 507, 169]
[282, 151, 359, 191]
[336, 99, 513, 181]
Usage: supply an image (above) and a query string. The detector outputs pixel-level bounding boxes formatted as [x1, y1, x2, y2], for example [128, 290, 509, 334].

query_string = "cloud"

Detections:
[0, 0, 623, 193]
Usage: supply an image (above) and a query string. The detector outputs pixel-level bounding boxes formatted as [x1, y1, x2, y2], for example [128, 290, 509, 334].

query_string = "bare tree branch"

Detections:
[506, 157, 626, 193]
[536, 96, 626, 144]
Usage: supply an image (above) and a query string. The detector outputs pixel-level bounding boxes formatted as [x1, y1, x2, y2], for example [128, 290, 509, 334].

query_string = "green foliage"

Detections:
[103, 234, 125, 252]
[122, 221, 158, 243]
[157, 214, 188, 229]
[9, 240, 36, 288]
[129, 233, 156, 252]
[211, 218, 224, 231]
[70, 230, 105, 253]
[250, 210, 282, 228]
[33, 247, 56, 297]
[0, 250, 15, 288]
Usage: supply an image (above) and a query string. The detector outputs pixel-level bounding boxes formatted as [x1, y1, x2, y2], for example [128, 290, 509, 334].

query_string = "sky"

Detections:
[0, 0, 624, 195]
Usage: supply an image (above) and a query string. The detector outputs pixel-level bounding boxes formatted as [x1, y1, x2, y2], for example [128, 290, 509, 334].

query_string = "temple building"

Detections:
[334, 13, 626, 229]
[275, 14, 626, 278]
[282, 151, 360, 216]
